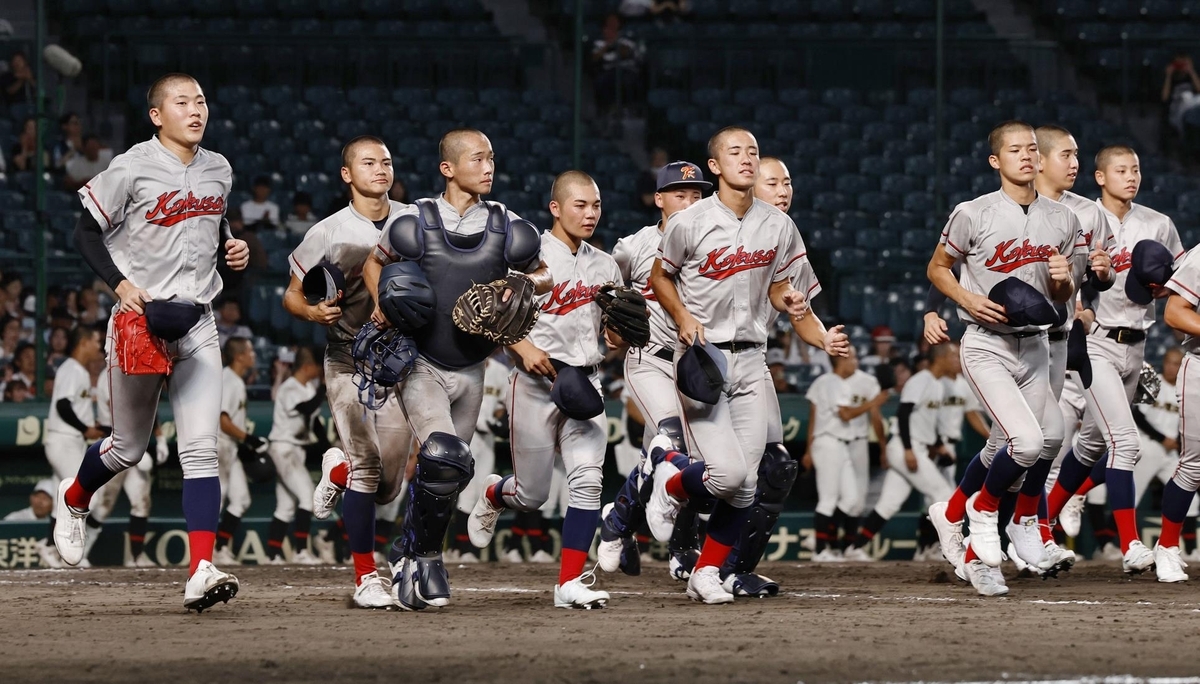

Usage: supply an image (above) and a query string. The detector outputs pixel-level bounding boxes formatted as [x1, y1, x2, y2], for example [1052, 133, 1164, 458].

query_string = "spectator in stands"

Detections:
[51, 112, 83, 174]
[216, 299, 253, 348]
[10, 117, 47, 172]
[3, 378, 30, 403]
[766, 347, 797, 393]
[2, 273, 22, 318]
[859, 325, 898, 375]
[591, 14, 643, 121]
[46, 325, 69, 375]
[619, 0, 691, 20]
[0, 315, 20, 366]
[2, 479, 54, 521]
[284, 191, 317, 235]
[0, 51, 35, 106]
[64, 134, 113, 191]
[638, 147, 669, 210]
[11, 341, 35, 391]
[76, 286, 106, 326]
[888, 357, 912, 394]
[1163, 52, 1200, 136]
[241, 175, 281, 226]
[389, 177, 408, 203]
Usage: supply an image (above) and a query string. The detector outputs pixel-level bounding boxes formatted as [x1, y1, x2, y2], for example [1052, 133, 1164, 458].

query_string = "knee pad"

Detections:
[416, 432, 474, 495]
[756, 443, 799, 512]
[400, 433, 474, 556]
[723, 444, 797, 575]
[603, 468, 646, 540]
[656, 417, 688, 454]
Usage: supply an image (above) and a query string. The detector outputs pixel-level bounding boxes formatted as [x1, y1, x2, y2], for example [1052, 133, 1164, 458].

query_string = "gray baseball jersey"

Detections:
[940, 190, 1080, 334]
[1166, 246, 1200, 354]
[1143, 376, 1180, 439]
[526, 232, 622, 368]
[1056, 190, 1115, 331]
[47, 358, 94, 436]
[612, 224, 676, 350]
[1094, 200, 1185, 330]
[289, 200, 416, 347]
[77, 137, 233, 305]
[658, 195, 807, 345]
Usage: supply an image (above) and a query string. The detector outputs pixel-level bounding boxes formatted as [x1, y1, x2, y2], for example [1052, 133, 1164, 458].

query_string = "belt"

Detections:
[1048, 330, 1068, 342]
[713, 340, 762, 353]
[1105, 327, 1146, 345]
[969, 324, 1043, 339]
[652, 347, 673, 362]
[549, 359, 598, 375]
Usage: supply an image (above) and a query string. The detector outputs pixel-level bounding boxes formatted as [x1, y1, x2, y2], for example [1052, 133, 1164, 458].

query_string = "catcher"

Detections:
[466, 170, 648, 609]
[364, 128, 551, 610]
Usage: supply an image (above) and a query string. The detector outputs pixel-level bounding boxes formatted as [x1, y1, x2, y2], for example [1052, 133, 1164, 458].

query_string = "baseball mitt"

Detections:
[452, 274, 539, 346]
[595, 282, 651, 348]
[113, 311, 172, 375]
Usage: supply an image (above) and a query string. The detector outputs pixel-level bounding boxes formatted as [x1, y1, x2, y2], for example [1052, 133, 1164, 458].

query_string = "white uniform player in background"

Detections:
[264, 346, 323, 564]
[55, 73, 248, 612]
[213, 336, 257, 566]
[646, 127, 848, 605]
[468, 171, 624, 609]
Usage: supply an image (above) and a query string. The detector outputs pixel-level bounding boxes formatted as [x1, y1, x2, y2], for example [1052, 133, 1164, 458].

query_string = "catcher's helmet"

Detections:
[378, 261, 436, 333]
[351, 322, 418, 409]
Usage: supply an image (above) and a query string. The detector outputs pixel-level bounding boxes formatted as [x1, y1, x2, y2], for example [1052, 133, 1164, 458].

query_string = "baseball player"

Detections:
[597, 160, 711, 581]
[284, 135, 416, 607]
[213, 336, 257, 566]
[1043, 144, 1184, 573]
[925, 121, 1079, 597]
[1151, 248, 1200, 581]
[367, 128, 551, 610]
[263, 346, 323, 564]
[645, 127, 848, 604]
[56, 73, 247, 612]
[845, 343, 959, 559]
[464, 170, 622, 609]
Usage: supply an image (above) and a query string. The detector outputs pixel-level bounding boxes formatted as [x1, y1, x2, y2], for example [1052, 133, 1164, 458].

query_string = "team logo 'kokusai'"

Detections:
[542, 280, 603, 316]
[984, 239, 1054, 273]
[1111, 246, 1133, 272]
[699, 246, 777, 280]
[145, 191, 226, 227]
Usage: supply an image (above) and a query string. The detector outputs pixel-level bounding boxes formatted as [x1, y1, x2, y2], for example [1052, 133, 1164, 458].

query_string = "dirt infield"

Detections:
[2, 560, 1197, 683]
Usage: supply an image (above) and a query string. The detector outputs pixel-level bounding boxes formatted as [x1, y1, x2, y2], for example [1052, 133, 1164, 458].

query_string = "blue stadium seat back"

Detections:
[530, 138, 568, 158]
[822, 87, 861, 109]
[1142, 0, 1181, 18]
[303, 135, 340, 159]
[819, 121, 860, 142]
[303, 85, 339, 106]
[44, 191, 77, 213]
[1097, 0, 1137, 20]
[883, 103, 922, 126]
[903, 154, 935, 177]
[647, 88, 684, 109]
[836, 173, 877, 195]
[838, 139, 873, 159]
[880, 173, 920, 195]
[435, 88, 475, 107]
[840, 104, 880, 127]
[815, 156, 854, 177]
[1139, 192, 1176, 213]
[905, 122, 935, 145]
[295, 172, 332, 194]
[970, 102, 1006, 125]
[830, 247, 869, 273]
[862, 121, 901, 144]
[900, 228, 930, 251]
[344, 86, 382, 107]
[753, 103, 792, 126]
[689, 87, 725, 109]
[778, 88, 812, 107]
[277, 153, 312, 177]
[774, 121, 814, 141]
[857, 190, 893, 215]
[1055, 0, 1094, 20]
[902, 191, 935, 214]
[949, 121, 985, 144]
[733, 87, 774, 106]
[478, 87, 518, 108]
[0, 189, 25, 210]
[834, 210, 874, 232]
[795, 104, 835, 125]
[813, 191, 851, 213]
[838, 280, 865, 322]
[949, 88, 987, 109]
[906, 88, 937, 109]
[247, 119, 283, 142]
[1177, 191, 1200, 216]
[3, 210, 35, 234]
[334, 119, 369, 140]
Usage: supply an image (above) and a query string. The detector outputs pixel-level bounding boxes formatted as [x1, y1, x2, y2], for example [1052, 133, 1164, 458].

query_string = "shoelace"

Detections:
[577, 565, 599, 589]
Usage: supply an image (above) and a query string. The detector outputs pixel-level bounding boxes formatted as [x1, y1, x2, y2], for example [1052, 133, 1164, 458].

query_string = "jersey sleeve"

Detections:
[288, 224, 327, 278]
[772, 221, 809, 286]
[804, 375, 826, 405]
[276, 382, 301, 417]
[899, 371, 928, 404]
[658, 211, 689, 276]
[939, 203, 973, 262]
[77, 153, 131, 230]
[612, 236, 634, 283]
[51, 364, 84, 405]
[1165, 248, 1200, 306]
[1166, 217, 1186, 265]
[221, 376, 239, 415]
[1060, 211, 1081, 261]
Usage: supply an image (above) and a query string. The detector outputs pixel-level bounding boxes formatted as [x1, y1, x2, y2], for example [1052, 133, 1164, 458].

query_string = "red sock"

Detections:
[1112, 509, 1139, 553]
[1038, 519, 1053, 544]
[353, 552, 377, 584]
[65, 480, 94, 510]
[188, 531, 216, 576]
[974, 488, 1000, 513]
[558, 548, 588, 585]
[1045, 482, 1073, 520]
[330, 462, 350, 488]
[486, 481, 507, 508]
[963, 543, 977, 564]
[1013, 492, 1040, 521]
[945, 488, 968, 523]
[1161, 517, 1184, 549]
[695, 537, 733, 569]
[665, 472, 689, 501]
[1077, 476, 1098, 498]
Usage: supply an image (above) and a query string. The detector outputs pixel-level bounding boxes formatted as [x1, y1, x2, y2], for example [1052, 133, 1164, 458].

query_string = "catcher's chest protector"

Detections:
[412, 199, 513, 369]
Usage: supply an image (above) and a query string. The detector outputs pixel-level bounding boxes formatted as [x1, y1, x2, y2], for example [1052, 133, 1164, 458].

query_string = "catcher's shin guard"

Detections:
[720, 443, 798, 591]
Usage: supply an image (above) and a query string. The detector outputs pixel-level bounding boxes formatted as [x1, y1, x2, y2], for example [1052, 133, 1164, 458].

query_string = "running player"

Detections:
[214, 336, 257, 566]
[57, 73, 247, 611]
[263, 346, 323, 564]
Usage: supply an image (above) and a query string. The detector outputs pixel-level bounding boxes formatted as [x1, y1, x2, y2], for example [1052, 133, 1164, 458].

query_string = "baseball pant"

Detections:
[458, 431, 496, 516]
[99, 309, 220, 479]
[1047, 371, 1088, 489]
[95, 453, 153, 520]
[811, 435, 861, 517]
[624, 347, 681, 450]
[677, 346, 768, 509]
[325, 348, 413, 501]
[217, 440, 251, 517]
[499, 370, 606, 512]
[398, 355, 483, 446]
[1169, 354, 1200, 493]
[961, 327, 1050, 469]
[1075, 334, 1144, 471]
[539, 455, 569, 518]
[45, 430, 87, 481]
[269, 442, 315, 522]
[764, 366, 784, 444]
[873, 439, 955, 519]
[1135, 436, 1177, 505]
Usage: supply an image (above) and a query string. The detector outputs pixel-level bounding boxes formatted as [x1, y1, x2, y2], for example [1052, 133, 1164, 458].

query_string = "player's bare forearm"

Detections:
[792, 309, 827, 349]
[768, 280, 808, 316]
[219, 412, 247, 442]
[870, 406, 887, 444]
[838, 403, 871, 422]
[806, 404, 816, 456]
[507, 338, 555, 377]
[284, 274, 341, 325]
[1165, 295, 1200, 337]
[526, 262, 553, 295]
[650, 259, 702, 343]
[927, 247, 970, 308]
[364, 254, 385, 304]
[1048, 277, 1074, 304]
[967, 410, 991, 439]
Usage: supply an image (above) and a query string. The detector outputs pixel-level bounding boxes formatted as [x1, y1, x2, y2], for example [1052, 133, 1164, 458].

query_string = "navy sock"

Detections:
[181, 476, 220, 533]
[998, 491, 1018, 533]
[1055, 448, 1093, 494]
[1106, 468, 1135, 511]
[561, 506, 600, 553]
[77, 439, 119, 493]
[1020, 457, 1054, 497]
[679, 463, 712, 501]
[982, 449, 1027, 501]
[706, 500, 749, 547]
[958, 451, 989, 498]
[343, 490, 375, 556]
[1163, 480, 1194, 524]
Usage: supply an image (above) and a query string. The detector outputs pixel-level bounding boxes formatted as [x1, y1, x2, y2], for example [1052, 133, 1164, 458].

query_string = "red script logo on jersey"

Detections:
[1111, 246, 1133, 273]
[542, 280, 603, 316]
[145, 191, 226, 227]
[699, 246, 777, 280]
[984, 239, 1054, 273]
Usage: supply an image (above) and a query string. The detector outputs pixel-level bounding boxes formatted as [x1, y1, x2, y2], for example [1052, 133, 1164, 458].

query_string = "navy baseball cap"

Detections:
[1125, 240, 1176, 305]
[302, 262, 346, 305]
[676, 337, 727, 405]
[550, 362, 604, 421]
[656, 161, 712, 192]
[1066, 318, 1093, 390]
[144, 300, 205, 342]
[987, 278, 1059, 328]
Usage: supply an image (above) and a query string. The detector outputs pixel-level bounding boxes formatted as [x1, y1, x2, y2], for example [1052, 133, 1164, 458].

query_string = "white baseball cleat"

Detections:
[1097, 541, 1124, 562]
[1044, 539, 1076, 570]
[501, 548, 524, 563]
[811, 548, 844, 562]
[260, 554, 286, 566]
[645, 435, 683, 542]
[529, 550, 555, 563]
[1007, 542, 1031, 574]
[1005, 515, 1053, 571]
[458, 551, 482, 563]
[467, 474, 504, 548]
[353, 571, 398, 609]
[1155, 544, 1189, 583]
[686, 565, 734, 605]
[1122, 540, 1156, 574]
[965, 494, 1002, 567]
[313, 529, 338, 564]
[213, 545, 238, 567]
[927, 501, 965, 570]
[313, 448, 349, 521]
[53, 479, 89, 567]
[36, 539, 63, 569]
[964, 559, 1009, 597]
[292, 549, 322, 565]
[597, 503, 623, 573]
[1059, 494, 1085, 537]
[184, 560, 239, 613]
[125, 552, 157, 568]
[842, 547, 874, 562]
[554, 572, 609, 609]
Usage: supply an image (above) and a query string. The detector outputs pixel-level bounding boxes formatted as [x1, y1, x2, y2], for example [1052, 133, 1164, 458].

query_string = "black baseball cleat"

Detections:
[183, 560, 239, 613]
[720, 571, 780, 598]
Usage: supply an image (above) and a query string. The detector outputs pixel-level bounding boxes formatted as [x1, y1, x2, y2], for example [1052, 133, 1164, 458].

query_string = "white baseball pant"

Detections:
[623, 348, 681, 450]
[810, 435, 862, 517]
[269, 442, 315, 522]
[217, 440, 251, 517]
[960, 327, 1051, 469]
[1075, 334, 1144, 472]
[873, 439, 955, 519]
[458, 429, 497, 516]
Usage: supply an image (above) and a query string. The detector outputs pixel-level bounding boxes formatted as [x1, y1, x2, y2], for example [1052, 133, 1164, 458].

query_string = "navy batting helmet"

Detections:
[351, 321, 418, 409]
[302, 262, 346, 305]
[378, 261, 436, 332]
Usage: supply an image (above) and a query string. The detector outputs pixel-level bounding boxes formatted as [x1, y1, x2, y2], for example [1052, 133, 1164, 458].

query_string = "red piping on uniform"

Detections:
[85, 184, 113, 228]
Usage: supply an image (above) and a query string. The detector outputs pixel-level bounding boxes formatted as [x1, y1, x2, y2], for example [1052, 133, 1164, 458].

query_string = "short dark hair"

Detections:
[68, 325, 99, 355]
[439, 128, 488, 164]
[251, 175, 271, 188]
[222, 336, 252, 366]
[1033, 125, 1073, 154]
[1095, 144, 1138, 171]
[987, 120, 1035, 155]
[292, 191, 312, 207]
[707, 126, 755, 160]
[58, 112, 78, 127]
[82, 133, 99, 146]
[146, 72, 199, 110]
[340, 135, 387, 168]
